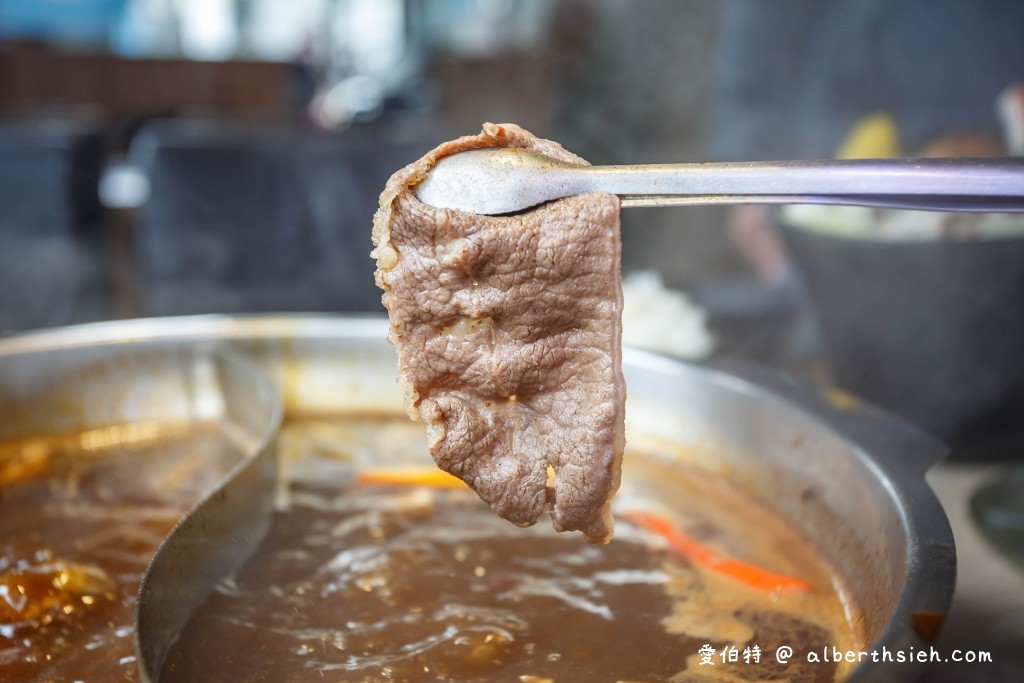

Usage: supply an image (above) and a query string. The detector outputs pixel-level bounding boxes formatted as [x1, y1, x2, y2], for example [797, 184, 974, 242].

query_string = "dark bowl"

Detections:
[780, 222, 1024, 461]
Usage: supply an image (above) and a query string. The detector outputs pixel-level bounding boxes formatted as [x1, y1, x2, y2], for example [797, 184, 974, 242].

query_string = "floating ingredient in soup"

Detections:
[0, 555, 115, 629]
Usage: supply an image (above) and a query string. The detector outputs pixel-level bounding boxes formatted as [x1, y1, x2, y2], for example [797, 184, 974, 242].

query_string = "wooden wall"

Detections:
[0, 43, 297, 122]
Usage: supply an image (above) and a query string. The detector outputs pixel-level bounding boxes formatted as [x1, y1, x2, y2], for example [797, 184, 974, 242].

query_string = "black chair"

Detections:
[0, 119, 103, 332]
[130, 119, 439, 316]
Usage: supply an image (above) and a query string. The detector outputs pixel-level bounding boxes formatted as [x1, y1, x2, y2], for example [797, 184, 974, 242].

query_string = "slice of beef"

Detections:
[371, 123, 624, 543]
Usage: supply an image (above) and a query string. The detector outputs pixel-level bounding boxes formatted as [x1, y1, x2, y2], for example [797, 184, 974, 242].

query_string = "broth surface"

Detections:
[160, 416, 862, 683]
[1, 415, 863, 682]
[0, 424, 242, 682]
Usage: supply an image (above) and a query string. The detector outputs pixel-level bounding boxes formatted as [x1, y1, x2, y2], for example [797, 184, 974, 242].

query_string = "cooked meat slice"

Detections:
[371, 123, 625, 543]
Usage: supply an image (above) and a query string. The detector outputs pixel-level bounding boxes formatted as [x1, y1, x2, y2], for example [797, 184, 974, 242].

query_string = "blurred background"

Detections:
[2, 1, 1024, 678]
[1, 0, 1023, 455]
[0, 0, 732, 326]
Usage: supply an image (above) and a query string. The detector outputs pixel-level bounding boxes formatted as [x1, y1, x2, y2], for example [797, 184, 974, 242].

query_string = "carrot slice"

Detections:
[622, 509, 810, 593]
[354, 467, 469, 489]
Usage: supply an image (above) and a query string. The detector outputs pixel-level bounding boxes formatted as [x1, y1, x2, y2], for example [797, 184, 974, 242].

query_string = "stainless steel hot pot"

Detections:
[0, 315, 955, 682]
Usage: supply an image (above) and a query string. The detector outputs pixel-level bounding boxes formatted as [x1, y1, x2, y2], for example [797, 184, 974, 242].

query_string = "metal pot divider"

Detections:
[133, 350, 281, 682]
[0, 339, 283, 682]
